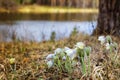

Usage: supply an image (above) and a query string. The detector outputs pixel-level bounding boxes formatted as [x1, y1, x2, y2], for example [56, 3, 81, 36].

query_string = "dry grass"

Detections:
[0, 34, 120, 80]
[0, 5, 98, 14]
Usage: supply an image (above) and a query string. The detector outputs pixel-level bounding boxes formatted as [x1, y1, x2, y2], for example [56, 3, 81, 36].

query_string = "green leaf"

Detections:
[81, 57, 86, 75]
[106, 35, 112, 43]
[84, 46, 91, 56]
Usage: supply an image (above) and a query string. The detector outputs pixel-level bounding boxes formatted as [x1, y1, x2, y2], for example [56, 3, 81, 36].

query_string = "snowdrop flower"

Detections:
[65, 49, 77, 60]
[75, 42, 85, 49]
[47, 60, 54, 68]
[98, 36, 106, 44]
[46, 54, 55, 61]
[54, 48, 63, 55]
[62, 56, 66, 60]
[64, 47, 70, 51]
[105, 43, 110, 50]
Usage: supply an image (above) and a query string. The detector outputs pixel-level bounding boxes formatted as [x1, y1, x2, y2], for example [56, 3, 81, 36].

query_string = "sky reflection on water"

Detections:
[0, 21, 97, 42]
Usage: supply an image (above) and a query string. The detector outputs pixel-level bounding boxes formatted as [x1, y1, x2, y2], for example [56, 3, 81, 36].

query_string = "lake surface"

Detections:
[0, 13, 97, 42]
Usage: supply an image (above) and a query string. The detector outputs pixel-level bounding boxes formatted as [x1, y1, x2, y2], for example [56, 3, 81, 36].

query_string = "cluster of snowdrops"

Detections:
[45, 35, 118, 75]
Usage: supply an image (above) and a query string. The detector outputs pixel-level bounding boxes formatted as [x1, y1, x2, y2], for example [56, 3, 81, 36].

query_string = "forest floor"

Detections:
[0, 5, 98, 14]
[0, 34, 120, 80]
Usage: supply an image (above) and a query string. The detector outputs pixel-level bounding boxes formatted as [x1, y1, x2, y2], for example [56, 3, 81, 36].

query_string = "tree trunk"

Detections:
[51, 0, 56, 6]
[59, 0, 65, 6]
[93, 0, 120, 36]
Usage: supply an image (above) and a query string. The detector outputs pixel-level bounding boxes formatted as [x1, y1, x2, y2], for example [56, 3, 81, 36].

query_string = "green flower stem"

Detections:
[81, 57, 86, 75]
[114, 50, 118, 61]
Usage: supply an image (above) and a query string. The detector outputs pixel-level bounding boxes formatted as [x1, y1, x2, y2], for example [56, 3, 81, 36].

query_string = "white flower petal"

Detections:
[47, 60, 54, 68]
[54, 48, 63, 55]
[46, 54, 55, 61]
[64, 47, 70, 51]
[105, 43, 110, 50]
[65, 49, 77, 60]
[62, 56, 66, 60]
[98, 36, 106, 44]
[75, 42, 85, 49]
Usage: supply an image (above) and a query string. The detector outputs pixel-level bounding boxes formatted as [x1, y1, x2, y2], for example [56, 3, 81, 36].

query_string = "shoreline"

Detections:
[0, 5, 98, 14]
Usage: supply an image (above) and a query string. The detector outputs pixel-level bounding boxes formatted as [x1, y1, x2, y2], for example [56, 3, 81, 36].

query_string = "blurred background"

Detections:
[0, 0, 99, 42]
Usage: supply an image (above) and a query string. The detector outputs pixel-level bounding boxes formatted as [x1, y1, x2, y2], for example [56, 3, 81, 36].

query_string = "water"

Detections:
[0, 13, 97, 42]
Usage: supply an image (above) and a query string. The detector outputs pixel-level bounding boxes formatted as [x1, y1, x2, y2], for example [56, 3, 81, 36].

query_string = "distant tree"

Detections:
[14, 0, 23, 4]
[67, 0, 72, 7]
[22, 0, 32, 5]
[20, 0, 23, 4]
[51, 0, 56, 6]
[36, 0, 42, 5]
[0, 0, 16, 9]
[75, 0, 80, 8]
[31, 0, 36, 4]
[59, 0, 65, 6]
[93, 0, 120, 36]
[92, 0, 99, 8]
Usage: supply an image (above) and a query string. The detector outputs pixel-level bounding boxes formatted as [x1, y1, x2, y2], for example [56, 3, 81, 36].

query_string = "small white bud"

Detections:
[75, 42, 85, 49]
[98, 36, 106, 45]
[105, 43, 110, 50]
